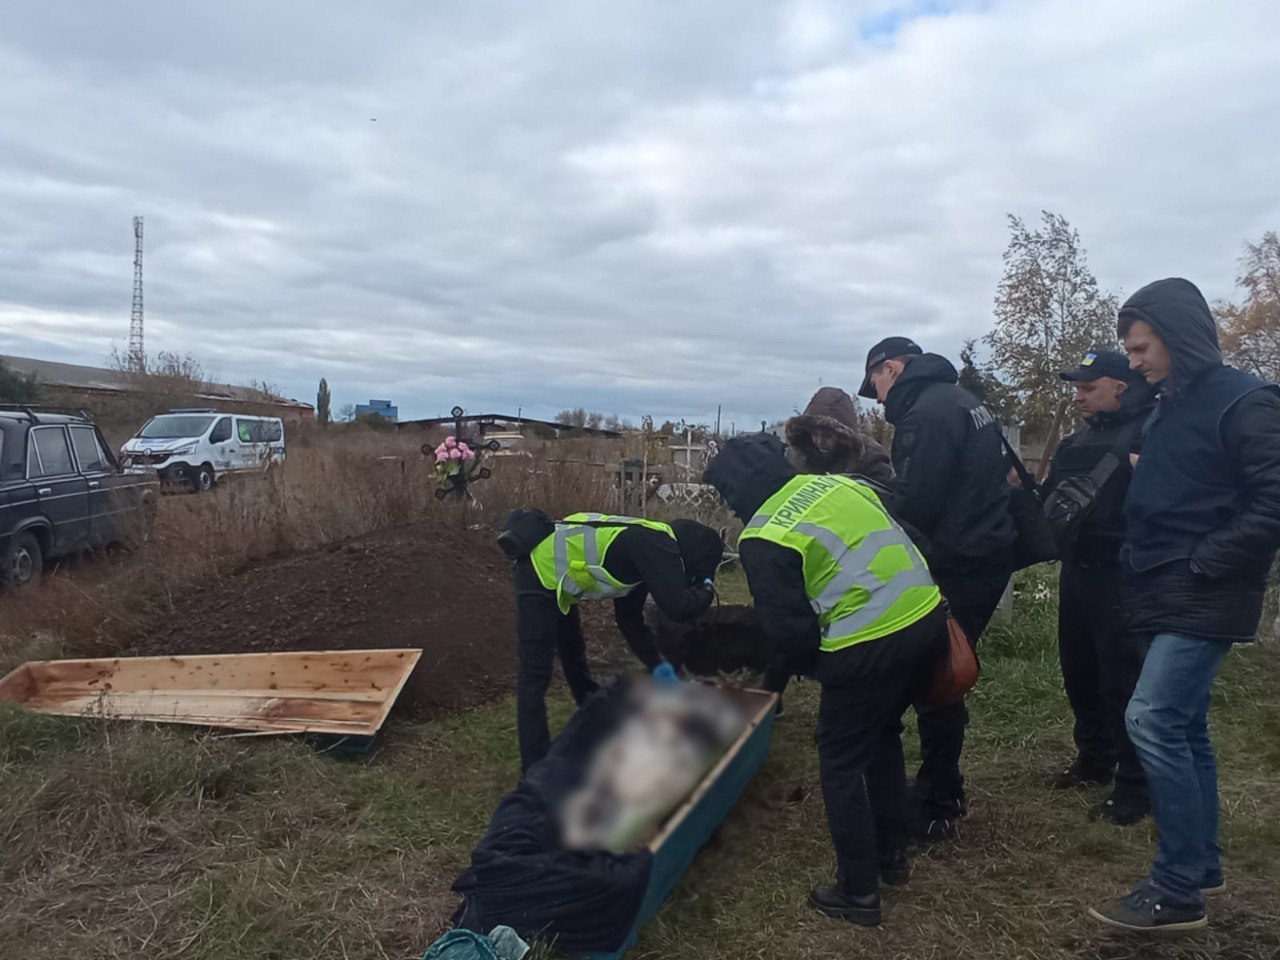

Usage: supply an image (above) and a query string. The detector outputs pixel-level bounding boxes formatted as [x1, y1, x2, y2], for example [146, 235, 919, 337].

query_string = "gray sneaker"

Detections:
[1088, 882, 1207, 932]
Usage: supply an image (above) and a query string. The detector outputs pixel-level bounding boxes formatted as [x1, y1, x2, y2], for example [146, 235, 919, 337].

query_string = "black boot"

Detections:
[912, 796, 966, 842]
[1088, 792, 1151, 826]
[809, 885, 881, 926]
[1048, 758, 1114, 790]
[879, 849, 910, 886]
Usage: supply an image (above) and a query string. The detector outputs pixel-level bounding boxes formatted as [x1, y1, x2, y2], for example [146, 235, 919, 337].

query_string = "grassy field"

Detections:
[3, 561, 1279, 960]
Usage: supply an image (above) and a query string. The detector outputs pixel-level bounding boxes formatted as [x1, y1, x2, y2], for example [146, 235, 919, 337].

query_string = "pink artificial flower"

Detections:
[445, 436, 458, 448]
[449, 447, 463, 460]
[434, 444, 448, 459]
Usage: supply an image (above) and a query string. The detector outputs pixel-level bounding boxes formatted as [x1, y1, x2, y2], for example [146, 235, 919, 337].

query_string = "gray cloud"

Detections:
[1, 0, 1278, 426]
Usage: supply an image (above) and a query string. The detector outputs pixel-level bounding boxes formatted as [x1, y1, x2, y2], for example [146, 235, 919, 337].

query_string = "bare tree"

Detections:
[984, 212, 1119, 438]
[1216, 231, 1280, 381]
[555, 408, 588, 428]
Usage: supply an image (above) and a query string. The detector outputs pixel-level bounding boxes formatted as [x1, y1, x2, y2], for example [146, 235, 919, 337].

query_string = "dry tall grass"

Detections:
[0, 425, 733, 668]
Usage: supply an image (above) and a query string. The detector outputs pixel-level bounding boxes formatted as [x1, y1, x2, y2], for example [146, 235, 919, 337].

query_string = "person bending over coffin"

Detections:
[704, 434, 947, 927]
[498, 510, 724, 774]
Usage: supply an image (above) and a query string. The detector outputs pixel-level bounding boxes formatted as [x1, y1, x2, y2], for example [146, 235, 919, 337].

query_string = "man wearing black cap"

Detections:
[858, 337, 1017, 839]
[1041, 350, 1156, 825]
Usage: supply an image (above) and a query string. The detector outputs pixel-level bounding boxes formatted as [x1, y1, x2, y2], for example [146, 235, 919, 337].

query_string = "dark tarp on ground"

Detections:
[451, 676, 654, 954]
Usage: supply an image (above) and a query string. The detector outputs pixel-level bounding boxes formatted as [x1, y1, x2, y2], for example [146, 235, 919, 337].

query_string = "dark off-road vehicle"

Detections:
[0, 406, 159, 590]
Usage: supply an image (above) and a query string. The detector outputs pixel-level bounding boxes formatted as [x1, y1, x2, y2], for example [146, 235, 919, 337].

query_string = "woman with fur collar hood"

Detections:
[785, 387, 894, 484]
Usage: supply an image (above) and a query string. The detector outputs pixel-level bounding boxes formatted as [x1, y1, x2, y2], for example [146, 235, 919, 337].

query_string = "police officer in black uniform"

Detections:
[859, 337, 1017, 839]
[1041, 349, 1156, 823]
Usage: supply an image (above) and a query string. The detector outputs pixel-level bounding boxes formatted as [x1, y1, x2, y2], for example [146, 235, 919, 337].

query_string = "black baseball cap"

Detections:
[857, 336, 923, 399]
[1060, 349, 1140, 383]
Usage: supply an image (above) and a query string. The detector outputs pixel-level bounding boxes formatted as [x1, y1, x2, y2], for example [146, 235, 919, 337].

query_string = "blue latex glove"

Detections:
[652, 661, 679, 687]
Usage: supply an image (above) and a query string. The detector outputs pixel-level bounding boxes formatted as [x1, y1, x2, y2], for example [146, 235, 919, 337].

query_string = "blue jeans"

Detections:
[1124, 633, 1231, 906]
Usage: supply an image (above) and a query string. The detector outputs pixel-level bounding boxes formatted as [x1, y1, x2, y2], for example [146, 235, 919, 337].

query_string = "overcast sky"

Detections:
[1, 0, 1277, 426]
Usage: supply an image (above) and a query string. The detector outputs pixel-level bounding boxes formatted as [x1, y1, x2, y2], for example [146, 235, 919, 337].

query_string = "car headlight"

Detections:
[172, 445, 197, 456]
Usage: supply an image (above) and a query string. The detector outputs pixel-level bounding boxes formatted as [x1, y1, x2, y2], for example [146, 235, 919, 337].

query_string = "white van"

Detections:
[121, 409, 286, 492]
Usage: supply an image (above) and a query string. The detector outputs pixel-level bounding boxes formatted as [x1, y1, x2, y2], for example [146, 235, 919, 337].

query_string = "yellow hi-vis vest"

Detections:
[530, 513, 676, 614]
[739, 475, 940, 652]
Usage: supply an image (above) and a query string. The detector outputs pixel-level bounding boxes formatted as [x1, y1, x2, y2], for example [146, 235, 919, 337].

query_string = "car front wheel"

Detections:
[193, 465, 216, 493]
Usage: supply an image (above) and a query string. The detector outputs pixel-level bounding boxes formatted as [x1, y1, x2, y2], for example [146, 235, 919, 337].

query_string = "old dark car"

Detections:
[0, 406, 159, 590]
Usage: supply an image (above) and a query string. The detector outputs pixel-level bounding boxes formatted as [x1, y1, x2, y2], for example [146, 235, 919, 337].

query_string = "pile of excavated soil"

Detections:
[130, 524, 519, 719]
[129, 524, 765, 720]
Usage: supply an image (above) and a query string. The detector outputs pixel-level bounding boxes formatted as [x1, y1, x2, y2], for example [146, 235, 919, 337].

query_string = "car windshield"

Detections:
[137, 415, 214, 439]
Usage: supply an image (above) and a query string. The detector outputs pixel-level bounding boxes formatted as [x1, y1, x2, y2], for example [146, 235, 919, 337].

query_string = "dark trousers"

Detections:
[913, 564, 1012, 816]
[816, 607, 946, 894]
[1059, 560, 1149, 798]
[513, 559, 601, 773]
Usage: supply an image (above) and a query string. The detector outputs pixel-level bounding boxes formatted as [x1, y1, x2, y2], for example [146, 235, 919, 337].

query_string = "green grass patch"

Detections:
[4, 567, 1280, 959]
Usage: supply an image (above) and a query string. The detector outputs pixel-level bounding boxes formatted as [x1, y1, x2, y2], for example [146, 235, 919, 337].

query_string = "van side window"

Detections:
[209, 418, 232, 444]
[237, 420, 253, 443]
[30, 427, 75, 477]
[264, 421, 283, 442]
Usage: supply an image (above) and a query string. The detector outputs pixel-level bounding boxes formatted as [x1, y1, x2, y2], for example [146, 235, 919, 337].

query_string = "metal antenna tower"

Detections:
[129, 216, 145, 372]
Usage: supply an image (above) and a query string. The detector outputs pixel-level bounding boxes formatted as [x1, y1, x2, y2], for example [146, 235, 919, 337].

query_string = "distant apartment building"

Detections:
[355, 399, 398, 422]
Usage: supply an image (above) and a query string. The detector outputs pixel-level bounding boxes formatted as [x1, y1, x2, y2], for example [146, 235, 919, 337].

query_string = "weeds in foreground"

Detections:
[2, 569, 1278, 959]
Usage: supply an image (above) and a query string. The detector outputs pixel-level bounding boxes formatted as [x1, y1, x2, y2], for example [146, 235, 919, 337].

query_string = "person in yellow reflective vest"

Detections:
[498, 508, 724, 773]
[705, 434, 947, 927]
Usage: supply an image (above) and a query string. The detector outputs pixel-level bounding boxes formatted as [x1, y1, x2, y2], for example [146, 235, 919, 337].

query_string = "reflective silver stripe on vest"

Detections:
[790, 521, 934, 642]
[744, 514, 771, 530]
[554, 524, 624, 598]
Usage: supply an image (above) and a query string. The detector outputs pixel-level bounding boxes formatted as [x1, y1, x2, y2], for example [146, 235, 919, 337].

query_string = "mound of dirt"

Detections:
[129, 524, 768, 722]
[645, 602, 773, 675]
[130, 524, 519, 719]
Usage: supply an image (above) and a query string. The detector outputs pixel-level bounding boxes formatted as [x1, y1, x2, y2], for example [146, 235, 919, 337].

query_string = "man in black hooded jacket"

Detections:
[1088, 278, 1280, 932]
[858, 336, 1017, 838]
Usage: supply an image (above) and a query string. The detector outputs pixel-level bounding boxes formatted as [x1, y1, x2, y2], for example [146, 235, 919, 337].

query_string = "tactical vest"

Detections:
[530, 513, 676, 614]
[740, 474, 940, 652]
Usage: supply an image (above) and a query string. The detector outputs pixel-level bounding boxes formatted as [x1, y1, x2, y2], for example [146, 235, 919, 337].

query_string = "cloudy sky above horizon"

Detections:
[2, 0, 1278, 425]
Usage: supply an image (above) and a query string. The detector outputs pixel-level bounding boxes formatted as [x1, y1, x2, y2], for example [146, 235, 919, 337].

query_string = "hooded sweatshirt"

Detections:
[1119, 277, 1280, 642]
[881, 353, 1016, 572]
[785, 387, 894, 483]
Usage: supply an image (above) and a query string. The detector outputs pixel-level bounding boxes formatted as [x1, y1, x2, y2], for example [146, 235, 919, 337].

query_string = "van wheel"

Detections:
[4, 532, 43, 591]
[193, 465, 216, 493]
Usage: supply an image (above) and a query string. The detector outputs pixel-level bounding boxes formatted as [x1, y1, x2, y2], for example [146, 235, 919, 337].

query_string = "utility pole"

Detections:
[715, 404, 721, 437]
[129, 216, 145, 373]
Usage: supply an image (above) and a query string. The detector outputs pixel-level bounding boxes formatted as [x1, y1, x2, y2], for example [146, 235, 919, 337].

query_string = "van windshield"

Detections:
[137, 415, 215, 439]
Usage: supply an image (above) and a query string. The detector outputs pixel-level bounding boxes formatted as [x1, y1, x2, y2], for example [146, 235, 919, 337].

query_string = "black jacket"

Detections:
[1043, 381, 1157, 564]
[704, 435, 821, 677]
[704, 434, 933, 681]
[882, 354, 1017, 573]
[605, 525, 717, 667]
[501, 509, 717, 667]
[1118, 278, 1280, 643]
